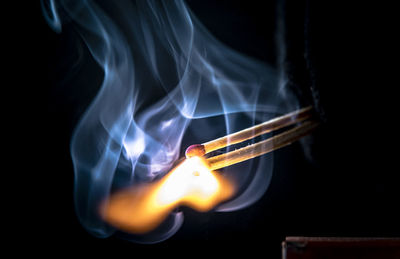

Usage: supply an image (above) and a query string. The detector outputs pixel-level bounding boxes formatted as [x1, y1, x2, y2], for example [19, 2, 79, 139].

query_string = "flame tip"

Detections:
[103, 156, 234, 234]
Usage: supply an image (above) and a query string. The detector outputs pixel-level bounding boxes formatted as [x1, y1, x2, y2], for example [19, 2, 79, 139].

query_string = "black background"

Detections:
[17, 0, 399, 257]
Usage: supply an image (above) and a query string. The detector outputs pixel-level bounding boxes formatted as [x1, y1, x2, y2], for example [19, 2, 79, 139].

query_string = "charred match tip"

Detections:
[185, 144, 206, 158]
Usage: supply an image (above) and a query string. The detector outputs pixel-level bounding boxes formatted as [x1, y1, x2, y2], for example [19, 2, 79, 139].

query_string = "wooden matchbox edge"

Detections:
[282, 237, 400, 259]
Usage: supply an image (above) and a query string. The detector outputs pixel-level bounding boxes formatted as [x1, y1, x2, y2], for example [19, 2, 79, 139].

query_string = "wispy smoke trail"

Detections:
[42, 0, 299, 243]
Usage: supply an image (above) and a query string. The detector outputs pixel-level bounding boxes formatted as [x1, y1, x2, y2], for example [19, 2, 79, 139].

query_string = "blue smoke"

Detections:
[42, 0, 298, 243]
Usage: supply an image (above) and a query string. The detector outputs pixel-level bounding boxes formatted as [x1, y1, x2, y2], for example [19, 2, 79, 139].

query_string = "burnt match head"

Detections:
[185, 144, 206, 158]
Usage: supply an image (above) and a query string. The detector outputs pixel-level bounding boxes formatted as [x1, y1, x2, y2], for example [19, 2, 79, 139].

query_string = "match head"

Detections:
[185, 144, 206, 158]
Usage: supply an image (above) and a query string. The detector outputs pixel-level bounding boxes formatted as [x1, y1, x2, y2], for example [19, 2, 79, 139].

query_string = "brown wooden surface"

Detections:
[282, 237, 400, 259]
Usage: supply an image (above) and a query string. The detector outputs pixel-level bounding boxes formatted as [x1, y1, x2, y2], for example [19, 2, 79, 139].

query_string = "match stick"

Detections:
[185, 106, 314, 158]
[206, 120, 319, 170]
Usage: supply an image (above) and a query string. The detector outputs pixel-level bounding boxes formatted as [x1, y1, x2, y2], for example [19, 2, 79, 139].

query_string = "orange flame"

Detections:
[101, 157, 234, 234]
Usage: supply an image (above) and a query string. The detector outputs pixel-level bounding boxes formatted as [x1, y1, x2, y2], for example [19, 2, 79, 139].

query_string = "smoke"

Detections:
[42, 0, 299, 243]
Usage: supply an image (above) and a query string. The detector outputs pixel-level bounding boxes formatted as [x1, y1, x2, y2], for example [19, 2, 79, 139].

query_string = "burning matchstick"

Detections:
[101, 106, 319, 234]
[186, 106, 319, 170]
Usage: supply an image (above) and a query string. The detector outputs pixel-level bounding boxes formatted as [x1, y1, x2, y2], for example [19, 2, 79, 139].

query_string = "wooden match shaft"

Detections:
[197, 106, 313, 157]
[206, 120, 319, 171]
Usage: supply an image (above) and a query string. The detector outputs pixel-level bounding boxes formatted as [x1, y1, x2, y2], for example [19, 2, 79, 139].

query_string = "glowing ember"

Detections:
[101, 157, 234, 234]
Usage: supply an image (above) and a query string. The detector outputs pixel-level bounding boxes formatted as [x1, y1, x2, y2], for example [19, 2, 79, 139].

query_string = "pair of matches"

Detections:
[185, 106, 319, 171]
